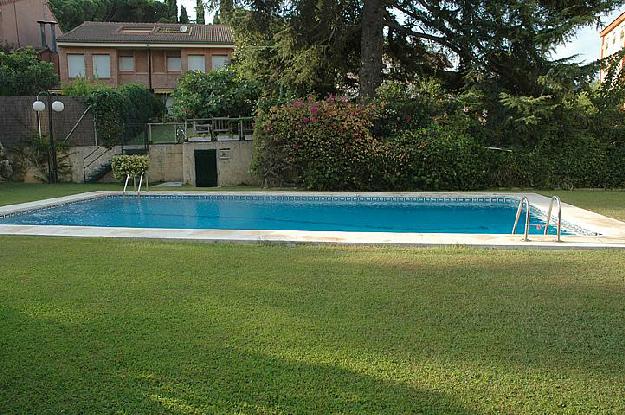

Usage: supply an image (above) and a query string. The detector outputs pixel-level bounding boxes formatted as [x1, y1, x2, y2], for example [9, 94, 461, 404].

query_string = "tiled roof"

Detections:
[57, 21, 233, 45]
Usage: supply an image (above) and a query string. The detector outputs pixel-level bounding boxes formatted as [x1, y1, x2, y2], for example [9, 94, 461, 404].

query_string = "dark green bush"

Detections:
[0, 48, 58, 95]
[111, 154, 150, 180]
[255, 97, 625, 191]
[64, 81, 163, 147]
[254, 97, 382, 190]
[385, 127, 489, 190]
[171, 70, 260, 119]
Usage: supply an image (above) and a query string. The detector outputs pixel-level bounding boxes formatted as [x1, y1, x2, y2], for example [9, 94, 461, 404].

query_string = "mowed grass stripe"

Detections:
[1, 237, 625, 414]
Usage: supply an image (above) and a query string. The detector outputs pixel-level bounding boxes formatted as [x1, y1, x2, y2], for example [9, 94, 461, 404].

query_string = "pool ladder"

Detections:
[511, 196, 562, 242]
[123, 173, 147, 196]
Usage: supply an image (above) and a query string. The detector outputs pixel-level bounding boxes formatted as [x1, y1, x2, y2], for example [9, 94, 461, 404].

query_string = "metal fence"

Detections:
[184, 117, 254, 142]
[147, 122, 186, 144]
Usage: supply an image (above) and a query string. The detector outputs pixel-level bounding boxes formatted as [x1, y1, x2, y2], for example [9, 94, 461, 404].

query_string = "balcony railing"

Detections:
[186, 117, 254, 142]
[146, 118, 254, 144]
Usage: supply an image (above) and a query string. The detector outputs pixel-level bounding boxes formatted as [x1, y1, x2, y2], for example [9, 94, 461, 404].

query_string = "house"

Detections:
[600, 12, 625, 81]
[0, 0, 61, 71]
[56, 21, 234, 94]
[0, 0, 61, 50]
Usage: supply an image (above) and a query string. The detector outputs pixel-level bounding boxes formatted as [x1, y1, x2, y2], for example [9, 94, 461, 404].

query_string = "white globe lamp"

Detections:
[32, 101, 46, 112]
[51, 101, 65, 112]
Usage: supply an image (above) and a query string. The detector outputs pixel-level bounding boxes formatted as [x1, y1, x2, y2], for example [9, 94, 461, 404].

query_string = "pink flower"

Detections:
[302, 117, 310, 123]
[310, 105, 319, 116]
[292, 100, 304, 108]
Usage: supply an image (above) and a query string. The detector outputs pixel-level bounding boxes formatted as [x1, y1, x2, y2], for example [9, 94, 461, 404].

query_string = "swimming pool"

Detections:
[0, 194, 577, 235]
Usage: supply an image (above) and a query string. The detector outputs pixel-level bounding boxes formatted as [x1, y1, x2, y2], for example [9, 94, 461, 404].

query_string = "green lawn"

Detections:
[1, 183, 625, 413]
[1, 238, 625, 414]
[545, 190, 625, 222]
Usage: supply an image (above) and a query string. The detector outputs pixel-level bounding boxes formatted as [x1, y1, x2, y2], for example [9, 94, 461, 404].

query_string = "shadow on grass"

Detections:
[2, 239, 625, 413]
[0, 306, 476, 414]
[213, 248, 625, 377]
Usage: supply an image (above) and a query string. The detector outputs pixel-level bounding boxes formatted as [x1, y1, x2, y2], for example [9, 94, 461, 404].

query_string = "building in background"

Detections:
[0, 0, 61, 71]
[56, 21, 234, 95]
[600, 12, 625, 81]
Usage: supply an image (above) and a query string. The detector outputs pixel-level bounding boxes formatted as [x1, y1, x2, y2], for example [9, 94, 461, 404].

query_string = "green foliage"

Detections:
[254, 97, 382, 190]
[64, 81, 163, 147]
[117, 83, 164, 125]
[111, 154, 150, 179]
[0, 49, 58, 95]
[166, 0, 178, 22]
[385, 127, 489, 191]
[0, 142, 13, 181]
[229, 1, 362, 99]
[87, 89, 128, 147]
[171, 70, 260, 119]
[61, 78, 110, 95]
[195, 0, 205, 24]
[10, 133, 71, 182]
[179, 5, 189, 23]
[375, 79, 482, 135]
[255, 91, 625, 191]
[49, 0, 171, 31]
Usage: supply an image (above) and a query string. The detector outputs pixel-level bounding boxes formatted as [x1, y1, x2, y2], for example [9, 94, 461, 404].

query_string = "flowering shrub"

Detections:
[111, 155, 149, 180]
[254, 97, 625, 191]
[254, 96, 384, 190]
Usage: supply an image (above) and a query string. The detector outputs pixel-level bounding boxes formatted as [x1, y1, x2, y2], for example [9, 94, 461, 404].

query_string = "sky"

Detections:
[179, 2, 625, 65]
[551, 6, 625, 63]
[179, 0, 209, 22]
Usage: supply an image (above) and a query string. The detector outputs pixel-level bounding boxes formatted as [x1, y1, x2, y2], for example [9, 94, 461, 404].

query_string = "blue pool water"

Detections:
[0, 195, 574, 235]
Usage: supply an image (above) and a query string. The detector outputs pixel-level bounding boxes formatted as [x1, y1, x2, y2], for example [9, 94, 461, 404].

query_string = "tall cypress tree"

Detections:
[219, 0, 233, 22]
[179, 5, 189, 23]
[196, 0, 205, 24]
[167, 0, 178, 22]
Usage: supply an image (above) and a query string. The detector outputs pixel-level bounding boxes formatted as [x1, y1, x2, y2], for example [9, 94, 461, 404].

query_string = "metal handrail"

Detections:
[543, 196, 562, 242]
[123, 173, 147, 197]
[123, 174, 131, 194]
[511, 196, 531, 241]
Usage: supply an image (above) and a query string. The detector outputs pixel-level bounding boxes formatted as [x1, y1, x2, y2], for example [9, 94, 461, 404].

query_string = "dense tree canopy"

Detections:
[0, 49, 58, 95]
[207, 0, 625, 99]
[49, 0, 172, 31]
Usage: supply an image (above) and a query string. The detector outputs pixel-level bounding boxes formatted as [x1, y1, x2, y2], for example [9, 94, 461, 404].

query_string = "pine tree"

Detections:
[196, 0, 205, 24]
[179, 5, 189, 23]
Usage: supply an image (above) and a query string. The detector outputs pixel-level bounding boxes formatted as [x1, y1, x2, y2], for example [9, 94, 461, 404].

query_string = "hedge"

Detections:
[111, 155, 150, 180]
[253, 98, 625, 191]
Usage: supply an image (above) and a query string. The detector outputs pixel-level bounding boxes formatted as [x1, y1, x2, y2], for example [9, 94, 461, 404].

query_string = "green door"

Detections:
[194, 150, 218, 187]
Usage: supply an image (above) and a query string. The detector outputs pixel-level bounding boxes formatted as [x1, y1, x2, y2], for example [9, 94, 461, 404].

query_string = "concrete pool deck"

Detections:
[1, 191, 625, 249]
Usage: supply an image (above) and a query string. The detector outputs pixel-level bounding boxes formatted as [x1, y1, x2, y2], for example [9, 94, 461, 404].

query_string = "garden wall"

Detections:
[148, 145, 184, 182]
[0, 96, 96, 149]
[183, 141, 258, 187]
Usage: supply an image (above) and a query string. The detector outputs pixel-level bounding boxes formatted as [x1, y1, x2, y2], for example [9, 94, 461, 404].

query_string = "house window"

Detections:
[188, 55, 205, 72]
[211, 55, 230, 70]
[67, 54, 86, 78]
[92, 54, 111, 78]
[119, 56, 135, 71]
[167, 54, 181, 72]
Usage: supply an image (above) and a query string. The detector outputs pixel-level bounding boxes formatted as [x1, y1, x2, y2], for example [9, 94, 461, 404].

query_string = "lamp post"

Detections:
[33, 92, 64, 183]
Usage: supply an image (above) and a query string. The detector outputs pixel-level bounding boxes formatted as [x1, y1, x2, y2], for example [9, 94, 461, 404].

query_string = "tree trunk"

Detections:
[359, 0, 385, 100]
